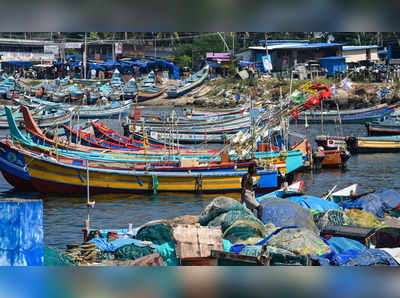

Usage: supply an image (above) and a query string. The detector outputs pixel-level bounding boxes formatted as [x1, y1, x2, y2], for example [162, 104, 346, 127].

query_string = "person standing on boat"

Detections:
[241, 163, 263, 220]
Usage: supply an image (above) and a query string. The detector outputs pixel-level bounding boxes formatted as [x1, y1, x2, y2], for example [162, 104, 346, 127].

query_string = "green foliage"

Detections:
[177, 54, 192, 68]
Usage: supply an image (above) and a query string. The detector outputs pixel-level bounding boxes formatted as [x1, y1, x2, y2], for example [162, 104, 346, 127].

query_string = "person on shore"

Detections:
[241, 163, 263, 220]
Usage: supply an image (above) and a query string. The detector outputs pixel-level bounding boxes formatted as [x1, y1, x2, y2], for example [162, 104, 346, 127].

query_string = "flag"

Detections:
[340, 77, 352, 91]
[288, 90, 307, 104]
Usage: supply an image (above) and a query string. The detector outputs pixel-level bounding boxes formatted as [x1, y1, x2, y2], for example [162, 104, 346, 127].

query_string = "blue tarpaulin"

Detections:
[7, 61, 33, 67]
[327, 237, 366, 255]
[319, 57, 346, 77]
[340, 189, 400, 218]
[258, 199, 318, 233]
[286, 195, 342, 212]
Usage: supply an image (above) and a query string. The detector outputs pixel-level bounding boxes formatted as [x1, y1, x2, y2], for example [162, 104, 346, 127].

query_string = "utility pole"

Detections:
[83, 32, 87, 79]
[154, 33, 157, 58]
[112, 33, 116, 62]
[232, 32, 235, 56]
[264, 32, 269, 55]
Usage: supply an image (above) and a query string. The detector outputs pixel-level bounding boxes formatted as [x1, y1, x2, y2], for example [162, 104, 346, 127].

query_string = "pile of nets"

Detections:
[314, 210, 354, 230]
[44, 247, 76, 266]
[199, 196, 265, 243]
[259, 198, 318, 234]
[136, 220, 174, 245]
[345, 209, 384, 228]
[266, 227, 330, 256]
[223, 219, 266, 244]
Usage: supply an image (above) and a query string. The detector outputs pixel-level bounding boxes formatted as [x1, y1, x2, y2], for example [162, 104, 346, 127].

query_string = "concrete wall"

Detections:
[0, 199, 43, 266]
[344, 48, 379, 63]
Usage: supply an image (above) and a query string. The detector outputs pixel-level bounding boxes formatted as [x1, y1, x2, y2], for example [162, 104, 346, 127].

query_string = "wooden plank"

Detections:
[173, 224, 222, 259]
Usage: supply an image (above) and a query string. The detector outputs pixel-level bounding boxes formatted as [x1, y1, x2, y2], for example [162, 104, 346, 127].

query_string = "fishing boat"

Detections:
[123, 78, 138, 99]
[17, 95, 131, 119]
[166, 65, 209, 98]
[0, 134, 280, 195]
[91, 120, 183, 150]
[11, 105, 304, 177]
[52, 90, 67, 103]
[293, 139, 350, 169]
[88, 90, 100, 105]
[72, 78, 109, 85]
[0, 106, 72, 129]
[365, 120, 400, 136]
[137, 71, 166, 101]
[65, 84, 84, 101]
[298, 104, 395, 124]
[111, 69, 124, 89]
[315, 135, 347, 150]
[313, 148, 351, 169]
[345, 135, 400, 154]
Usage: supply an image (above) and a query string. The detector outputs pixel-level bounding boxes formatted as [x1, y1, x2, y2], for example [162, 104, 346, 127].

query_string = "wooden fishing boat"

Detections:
[137, 71, 166, 101]
[0, 106, 72, 129]
[91, 120, 182, 150]
[137, 86, 165, 101]
[298, 104, 395, 124]
[0, 137, 279, 194]
[123, 78, 138, 99]
[10, 106, 304, 176]
[365, 120, 400, 136]
[73, 78, 109, 85]
[166, 65, 209, 98]
[329, 184, 358, 203]
[18, 96, 131, 119]
[148, 130, 236, 144]
[313, 148, 351, 169]
[345, 135, 400, 154]
[315, 135, 347, 150]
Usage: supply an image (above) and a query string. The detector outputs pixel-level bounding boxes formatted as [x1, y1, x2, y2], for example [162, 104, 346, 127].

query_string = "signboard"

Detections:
[44, 45, 59, 55]
[262, 55, 272, 72]
[115, 42, 123, 54]
[65, 42, 82, 49]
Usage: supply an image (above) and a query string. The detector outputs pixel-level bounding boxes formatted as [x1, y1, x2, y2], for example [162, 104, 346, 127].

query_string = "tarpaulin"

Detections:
[286, 195, 342, 212]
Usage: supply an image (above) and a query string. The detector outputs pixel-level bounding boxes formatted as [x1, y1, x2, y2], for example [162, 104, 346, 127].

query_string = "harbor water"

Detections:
[1, 120, 400, 249]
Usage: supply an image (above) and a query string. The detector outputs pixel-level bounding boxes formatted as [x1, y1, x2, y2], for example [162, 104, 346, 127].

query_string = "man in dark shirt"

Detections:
[241, 163, 263, 220]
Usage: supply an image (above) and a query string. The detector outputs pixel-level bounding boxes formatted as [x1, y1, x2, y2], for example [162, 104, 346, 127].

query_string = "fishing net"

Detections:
[222, 219, 267, 244]
[208, 209, 261, 232]
[267, 246, 310, 266]
[345, 209, 384, 228]
[199, 196, 245, 226]
[44, 247, 76, 266]
[259, 199, 318, 234]
[114, 244, 154, 261]
[267, 228, 331, 256]
[314, 210, 354, 230]
[136, 221, 174, 245]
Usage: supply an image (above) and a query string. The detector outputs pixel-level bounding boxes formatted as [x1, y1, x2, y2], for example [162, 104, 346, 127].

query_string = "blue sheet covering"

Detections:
[327, 237, 366, 254]
[89, 237, 158, 252]
[340, 189, 400, 218]
[316, 237, 398, 266]
[287, 195, 342, 212]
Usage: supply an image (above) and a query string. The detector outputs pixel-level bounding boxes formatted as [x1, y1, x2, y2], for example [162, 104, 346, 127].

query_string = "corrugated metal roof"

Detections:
[249, 42, 343, 51]
[343, 45, 379, 51]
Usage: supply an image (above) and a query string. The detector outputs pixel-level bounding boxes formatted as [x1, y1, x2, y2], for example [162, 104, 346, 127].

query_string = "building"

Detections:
[206, 52, 231, 77]
[0, 38, 57, 63]
[342, 45, 379, 64]
[236, 41, 343, 72]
